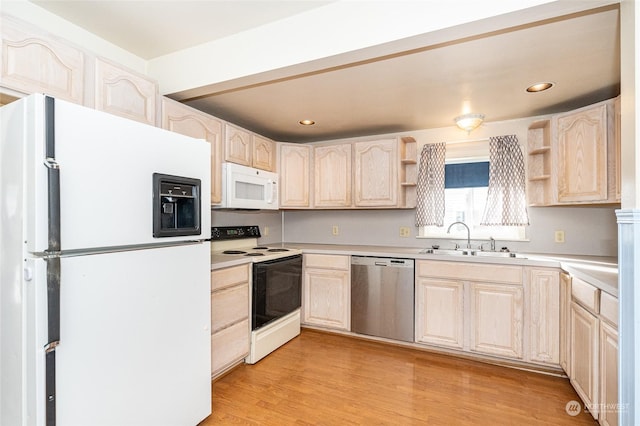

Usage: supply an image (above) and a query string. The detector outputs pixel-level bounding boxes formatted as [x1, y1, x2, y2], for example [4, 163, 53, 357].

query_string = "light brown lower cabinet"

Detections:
[210, 264, 250, 377]
[570, 301, 600, 420]
[415, 277, 464, 349]
[559, 273, 572, 373]
[302, 254, 350, 330]
[599, 321, 618, 426]
[470, 282, 524, 359]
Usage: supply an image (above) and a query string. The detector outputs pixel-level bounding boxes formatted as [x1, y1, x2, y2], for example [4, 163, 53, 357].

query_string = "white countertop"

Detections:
[211, 243, 618, 297]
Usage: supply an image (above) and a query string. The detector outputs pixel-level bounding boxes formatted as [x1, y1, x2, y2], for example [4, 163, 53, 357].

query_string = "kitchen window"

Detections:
[420, 159, 527, 241]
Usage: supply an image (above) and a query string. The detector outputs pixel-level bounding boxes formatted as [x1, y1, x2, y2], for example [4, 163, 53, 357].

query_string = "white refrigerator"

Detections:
[1, 94, 212, 426]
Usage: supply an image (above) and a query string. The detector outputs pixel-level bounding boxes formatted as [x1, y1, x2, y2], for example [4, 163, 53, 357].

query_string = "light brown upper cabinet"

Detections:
[314, 144, 352, 207]
[161, 98, 224, 205]
[224, 123, 276, 171]
[253, 135, 276, 171]
[1, 17, 84, 104]
[94, 57, 158, 126]
[279, 143, 311, 208]
[556, 103, 608, 203]
[527, 98, 619, 206]
[301, 137, 416, 210]
[354, 139, 398, 207]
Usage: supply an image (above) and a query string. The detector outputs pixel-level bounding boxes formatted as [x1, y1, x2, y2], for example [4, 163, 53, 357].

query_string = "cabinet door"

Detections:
[559, 273, 571, 373]
[557, 104, 608, 203]
[415, 278, 464, 349]
[211, 319, 250, 376]
[210, 283, 249, 333]
[94, 57, 157, 126]
[528, 268, 560, 365]
[161, 98, 223, 204]
[1, 18, 84, 104]
[253, 135, 276, 171]
[303, 268, 350, 330]
[314, 144, 352, 207]
[354, 139, 398, 207]
[280, 144, 311, 208]
[224, 124, 252, 166]
[570, 301, 599, 419]
[599, 321, 618, 426]
[470, 282, 523, 359]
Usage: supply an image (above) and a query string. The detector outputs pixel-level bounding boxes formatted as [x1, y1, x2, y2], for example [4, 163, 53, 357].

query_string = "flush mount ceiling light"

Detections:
[454, 113, 485, 133]
[299, 119, 315, 126]
[526, 82, 554, 93]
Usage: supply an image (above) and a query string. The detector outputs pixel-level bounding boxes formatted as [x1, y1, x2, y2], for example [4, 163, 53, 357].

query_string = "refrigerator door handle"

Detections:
[44, 95, 61, 426]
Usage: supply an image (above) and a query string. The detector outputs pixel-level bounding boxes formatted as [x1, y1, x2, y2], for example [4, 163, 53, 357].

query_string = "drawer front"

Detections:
[304, 254, 350, 270]
[599, 292, 618, 327]
[417, 260, 522, 284]
[571, 277, 600, 314]
[211, 264, 250, 291]
[211, 319, 250, 374]
[211, 283, 249, 333]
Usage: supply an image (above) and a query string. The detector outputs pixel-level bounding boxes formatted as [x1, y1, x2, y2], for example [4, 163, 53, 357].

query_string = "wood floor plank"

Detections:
[199, 329, 597, 425]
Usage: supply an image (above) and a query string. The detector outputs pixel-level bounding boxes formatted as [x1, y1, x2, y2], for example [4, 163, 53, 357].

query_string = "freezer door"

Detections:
[22, 94, 211, 253]
[51, 244, 211, 425]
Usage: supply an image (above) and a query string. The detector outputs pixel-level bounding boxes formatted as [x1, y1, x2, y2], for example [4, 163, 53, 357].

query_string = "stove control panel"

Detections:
[211, 225, 261, 240]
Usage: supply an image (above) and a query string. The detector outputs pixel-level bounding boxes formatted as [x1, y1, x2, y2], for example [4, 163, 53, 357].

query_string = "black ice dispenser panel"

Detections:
[152, 173, 201, 237]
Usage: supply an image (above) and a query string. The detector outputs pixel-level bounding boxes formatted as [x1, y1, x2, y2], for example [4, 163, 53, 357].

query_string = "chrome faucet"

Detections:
[447, 221, 471, 249]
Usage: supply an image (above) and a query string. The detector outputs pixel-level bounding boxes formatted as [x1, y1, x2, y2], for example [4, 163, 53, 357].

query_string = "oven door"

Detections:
[252, 255, 302, 330]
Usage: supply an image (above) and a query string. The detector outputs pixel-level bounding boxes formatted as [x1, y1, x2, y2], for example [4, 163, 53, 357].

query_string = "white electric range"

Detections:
[210, 225, 301, 261]
[210, 226, 302, 364]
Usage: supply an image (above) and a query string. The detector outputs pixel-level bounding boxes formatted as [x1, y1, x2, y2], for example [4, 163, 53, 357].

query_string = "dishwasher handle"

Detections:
[351, 256, 414, 268]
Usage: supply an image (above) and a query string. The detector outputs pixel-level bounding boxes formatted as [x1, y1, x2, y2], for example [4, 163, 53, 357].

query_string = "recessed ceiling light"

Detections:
[299, 119, 315, 126]
[526, 82, 554, 93]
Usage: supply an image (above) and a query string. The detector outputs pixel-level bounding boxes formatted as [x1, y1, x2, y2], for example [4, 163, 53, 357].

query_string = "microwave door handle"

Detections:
[266, 180, 276, 204]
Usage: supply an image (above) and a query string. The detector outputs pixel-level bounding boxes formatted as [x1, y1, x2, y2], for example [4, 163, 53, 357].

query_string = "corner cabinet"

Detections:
[210, 264, 250, 378]
[279, 143, 311, 208]
[161, 98, 224, 205]
[302, 254, 350, 330]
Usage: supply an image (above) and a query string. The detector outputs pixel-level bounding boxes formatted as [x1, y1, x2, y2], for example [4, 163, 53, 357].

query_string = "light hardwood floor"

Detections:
[200, 329, 597, 425]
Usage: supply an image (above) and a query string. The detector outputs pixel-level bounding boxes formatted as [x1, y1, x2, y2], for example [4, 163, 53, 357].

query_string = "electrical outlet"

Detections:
[399, 226, 411, 237]
[555, 230, 565, 243]
[263, 226, 269, 236]
[332, 225, 339, 236]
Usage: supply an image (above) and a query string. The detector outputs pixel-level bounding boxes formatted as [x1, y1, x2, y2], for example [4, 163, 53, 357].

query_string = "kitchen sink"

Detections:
[419, 248, 526, 259]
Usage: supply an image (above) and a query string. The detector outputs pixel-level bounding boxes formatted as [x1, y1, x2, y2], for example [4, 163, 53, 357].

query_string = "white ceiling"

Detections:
[28, 1, 620, 143]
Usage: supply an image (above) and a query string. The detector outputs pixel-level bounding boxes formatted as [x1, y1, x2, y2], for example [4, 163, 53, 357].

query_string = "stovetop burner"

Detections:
[267, 248, 289, 252]
[253, 246, 269, 250]
[223, 250, 247, 255]
[245, 252, 265, 257]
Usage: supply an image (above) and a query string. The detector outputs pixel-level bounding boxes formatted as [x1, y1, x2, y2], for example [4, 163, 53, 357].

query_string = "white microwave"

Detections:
[215, 162, 279, 210]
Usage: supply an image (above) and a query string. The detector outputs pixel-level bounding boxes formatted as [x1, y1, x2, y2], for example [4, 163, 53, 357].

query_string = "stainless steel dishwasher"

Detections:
[351, 256, 415, 342]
